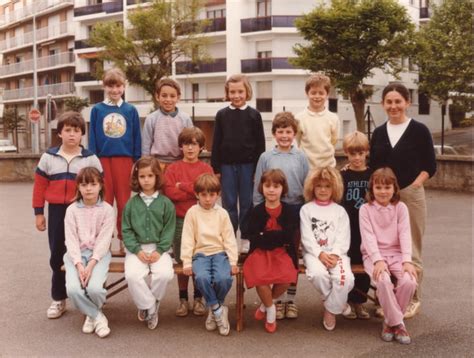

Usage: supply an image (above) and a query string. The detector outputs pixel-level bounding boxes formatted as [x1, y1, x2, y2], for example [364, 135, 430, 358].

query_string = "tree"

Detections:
[1, 107, 25, 148]
[64, 97, 90, 113]
[89, 0, 211, 100]
[292, 0, 416, 132]
[415, 0, 474, 127]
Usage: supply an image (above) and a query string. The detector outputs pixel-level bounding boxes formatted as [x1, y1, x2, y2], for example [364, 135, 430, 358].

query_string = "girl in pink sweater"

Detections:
[64, 167, 115, 338]
[359, 167, 417, 345]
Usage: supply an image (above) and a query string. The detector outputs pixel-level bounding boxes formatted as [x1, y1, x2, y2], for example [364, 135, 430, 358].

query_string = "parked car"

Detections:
[434, 144, 458, 155]
[0, 139, 17, 153]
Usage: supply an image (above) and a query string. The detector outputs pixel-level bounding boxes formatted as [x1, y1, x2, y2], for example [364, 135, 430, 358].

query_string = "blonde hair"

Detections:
[305, 74, 331, 94]
[224, 74, 252, 101]
[194, 173, 221, 194]
[343, 131, 369, 153]
[366, 167, 400, 204]
[303, 167, 344, 203]
[103, 68, 126, 86]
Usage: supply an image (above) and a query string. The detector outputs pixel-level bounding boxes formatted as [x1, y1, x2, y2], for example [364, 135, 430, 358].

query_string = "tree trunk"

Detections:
[350, 91, 366, 133]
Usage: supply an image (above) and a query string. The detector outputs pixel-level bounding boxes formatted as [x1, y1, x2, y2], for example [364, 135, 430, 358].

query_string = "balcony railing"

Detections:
[241, 16, 300, 33]
[0, 0, 73, 27]
[74, 40, 94, 50]
[241, 57, 298, 73]
[3, 82, 74, 101]
[176, 17, 226, 36]
[0, 22, 73, 52]
[0, 52, 75, 77]
[176, 58, 226, 75]
[420, 7, 431, 19]
[75, 73, 99, 82]
[74, 1, 123, 17]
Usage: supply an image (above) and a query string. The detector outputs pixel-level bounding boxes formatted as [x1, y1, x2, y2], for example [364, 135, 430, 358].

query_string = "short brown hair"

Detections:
[258, 169, 289, 197]
[130, 156, 163, 192]
[225, 74, 252, 101]
[343, 131, 369, 153]
[303, 166, 344, 203]
[366, 167, 400, 204]
[194, 173, 220, 194]
[271, 112, 298, 134]
[382, 82, 410, 102]
[155, 77, 181, 96]
[305, 74, 331, 94]
[57, 111, 86, 135]
[178, 127, 205, 148]
[103, 68, 126, 86]
[75, 167, 104, 202]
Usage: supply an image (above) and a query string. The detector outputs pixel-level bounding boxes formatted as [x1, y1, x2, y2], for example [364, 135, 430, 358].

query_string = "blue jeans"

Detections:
[220, 163, 254, 236]
[192, 252, 233, 307]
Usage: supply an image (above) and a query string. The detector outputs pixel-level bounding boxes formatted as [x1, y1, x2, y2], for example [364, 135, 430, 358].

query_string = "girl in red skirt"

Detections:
[243, 169, 299, 333]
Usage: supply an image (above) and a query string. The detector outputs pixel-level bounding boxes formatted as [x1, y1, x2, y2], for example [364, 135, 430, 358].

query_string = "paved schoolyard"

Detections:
[0, 183, 472, 357]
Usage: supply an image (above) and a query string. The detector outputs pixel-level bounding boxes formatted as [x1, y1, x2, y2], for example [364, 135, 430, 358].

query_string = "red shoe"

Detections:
[254, 307, 266, 321]
[264, 320, 277, 333]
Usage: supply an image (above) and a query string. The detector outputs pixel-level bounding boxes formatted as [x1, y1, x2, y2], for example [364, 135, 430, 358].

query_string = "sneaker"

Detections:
[192, 297, 206, 316]
[205, 308, 217, 331]
[214, 305, 230, 336]
[82, 316, 95, 334]
[381, 323, 394, 342]
[137, 309, 148, 322]
[254, 307, 266, 321]
[404, 301, 421, 319]
[146, 301, 160, 330]
[175, 299, 189, 317]
[264, 320, 277, 333]
[275, 301, 285, 320]
[47, 300, 66, 319]
[354, 304, 371, 320]
[374, 305, 385, 318]
[285, 301, 298, 319]
[342, 303, 357, 320]
[323, 309, 336, 331]
[393, 324, 412, 344]
[94, 312, 111, 338]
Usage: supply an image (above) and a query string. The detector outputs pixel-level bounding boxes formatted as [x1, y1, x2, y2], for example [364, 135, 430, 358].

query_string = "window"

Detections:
[328, 98, 338, 113]
[257, 51, 271, 59]
[192, 83, 199, 102]
[206, 9, 225, 18]
[257, 0, 271, 17]
[418, 92, 430, 115]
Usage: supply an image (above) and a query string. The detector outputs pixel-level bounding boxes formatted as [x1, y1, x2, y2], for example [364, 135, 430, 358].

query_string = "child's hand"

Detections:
[35, 215, 46, 231]
[82, 260, 97, 287]
[76, 263, 86, 287]
[175, 182, 181, 188]
[319, 252, 336, 268]
[373, 260, 388, 282]
[137, 250, 150, 263]
[402, 262, 418, 281]
[231, 265, 239, 275]
[148, 251, 161, 263]
[183, 267, 193, 276]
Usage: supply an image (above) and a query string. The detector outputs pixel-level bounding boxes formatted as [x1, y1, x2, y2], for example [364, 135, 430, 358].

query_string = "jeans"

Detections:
[220, 163, 254, 236]
[192, 252, 233, 307]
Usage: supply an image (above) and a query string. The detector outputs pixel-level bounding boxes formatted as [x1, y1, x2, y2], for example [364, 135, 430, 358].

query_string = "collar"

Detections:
[140, 191, 159, 200]
[77, 199, 104, 208]
[373, 201, 395, 211]
[103, 98, 124, 107]
[314, 199, 332, 206]
[271, 145, 295, 154]
[197, 202, 220, 211]
[305, 107, 328, 117]
[159, 107, 179, 117]
[229, 104, 248, 110]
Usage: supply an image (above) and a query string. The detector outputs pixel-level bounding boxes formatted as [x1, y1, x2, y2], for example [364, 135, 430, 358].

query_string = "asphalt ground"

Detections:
[0, 183, 472, 357]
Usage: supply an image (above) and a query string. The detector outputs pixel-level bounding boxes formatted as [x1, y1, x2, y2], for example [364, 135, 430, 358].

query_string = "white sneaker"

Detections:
[94, 312, 111, 338]
[215, 306, 230, 336]
[82, 316, 95, 334]
[147, 301, 160, 330]
[47, 300, 66, 319]
[205, 308, 217, 331]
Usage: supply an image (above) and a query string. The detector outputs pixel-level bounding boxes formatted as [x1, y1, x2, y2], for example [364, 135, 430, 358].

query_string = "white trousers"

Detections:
[125, 245, 174, 311]
[304, 253, 354, 314]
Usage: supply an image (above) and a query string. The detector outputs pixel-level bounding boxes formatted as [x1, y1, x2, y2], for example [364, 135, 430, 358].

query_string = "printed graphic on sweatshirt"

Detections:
[311, 217, 334, 246]
[103, 113, 126, 138]
[345, 180, 368, 209]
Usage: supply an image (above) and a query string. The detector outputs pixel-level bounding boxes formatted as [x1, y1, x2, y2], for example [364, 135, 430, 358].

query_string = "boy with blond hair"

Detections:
[296, 74, 339, 169]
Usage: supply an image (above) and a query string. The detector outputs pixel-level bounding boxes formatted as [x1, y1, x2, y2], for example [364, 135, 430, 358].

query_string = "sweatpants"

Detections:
[304, 254, 354, 314]
[48, 203, 69, 301]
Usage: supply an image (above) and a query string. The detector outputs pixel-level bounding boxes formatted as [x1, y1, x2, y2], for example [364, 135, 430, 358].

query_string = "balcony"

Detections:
[420, 7, 431, 19]
[176, 17, 226, 36]
[0, 52, 75, 77]
[0, 22, 73, 53]
[2, 82, 74, 101]
[74, 1, 123, 17]
[241, 16, 300, 33]
[241, 57, 298, 73]
[75, 73, 99, 82]
[74, 40, 94, 50]
[0, 0, 73, 28]
[176, 58, 226, 75]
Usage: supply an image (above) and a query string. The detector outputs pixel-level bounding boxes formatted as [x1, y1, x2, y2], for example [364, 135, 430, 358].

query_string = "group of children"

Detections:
[33, 69, 419, 344]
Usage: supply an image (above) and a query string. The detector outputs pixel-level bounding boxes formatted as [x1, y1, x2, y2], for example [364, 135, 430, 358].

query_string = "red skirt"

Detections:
[243, 247, 298, 288]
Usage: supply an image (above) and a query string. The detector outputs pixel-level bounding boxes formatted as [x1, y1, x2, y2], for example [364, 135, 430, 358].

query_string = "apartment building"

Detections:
[0, 0, 75, 149]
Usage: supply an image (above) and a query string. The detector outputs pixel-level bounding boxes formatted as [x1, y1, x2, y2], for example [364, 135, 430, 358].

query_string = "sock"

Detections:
[212, 303, 222, 317]
[179, 290, 188, 300]
[285, 284, 297, 303]
[266, 304, 276, 323]
[258, 303, 266, 313]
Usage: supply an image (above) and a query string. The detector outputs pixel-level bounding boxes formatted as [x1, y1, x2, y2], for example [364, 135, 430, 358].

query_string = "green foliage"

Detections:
[1, 107, 25, 131]
[415, 0, 474, 111]
[292, 0, 416, 131]
[64, 97, 90, 113]
[89, 0, 211, 98]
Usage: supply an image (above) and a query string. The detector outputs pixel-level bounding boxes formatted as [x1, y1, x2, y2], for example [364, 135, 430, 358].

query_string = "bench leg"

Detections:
[236, 271, 244, 332]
